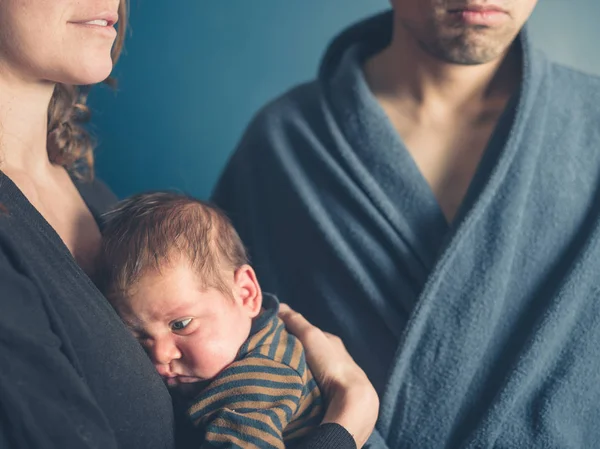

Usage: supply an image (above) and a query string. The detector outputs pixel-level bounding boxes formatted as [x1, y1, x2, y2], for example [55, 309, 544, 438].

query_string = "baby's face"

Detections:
[116, 262, 257, 389]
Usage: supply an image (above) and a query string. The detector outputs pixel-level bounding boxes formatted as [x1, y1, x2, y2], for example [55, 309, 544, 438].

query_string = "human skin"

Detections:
[116, 258, 380, 446]
[279, 304, 379, 448]
[389, 0, 539, 65]
[0, 0, 119, 89]
[0, 0, 122, 268]
[115, 261, 262, 387]
[364, 0, 539, 222]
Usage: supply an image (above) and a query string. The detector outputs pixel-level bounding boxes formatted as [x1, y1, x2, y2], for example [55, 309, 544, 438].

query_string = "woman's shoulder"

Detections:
[73, 176, 119, 218]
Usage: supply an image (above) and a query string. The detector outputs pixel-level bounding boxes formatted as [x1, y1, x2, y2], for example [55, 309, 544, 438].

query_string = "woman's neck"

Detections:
[0, 68, 56, 175]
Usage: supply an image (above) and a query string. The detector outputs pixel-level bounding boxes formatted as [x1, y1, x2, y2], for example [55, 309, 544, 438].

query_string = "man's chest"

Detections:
[395, 116, 500, 222]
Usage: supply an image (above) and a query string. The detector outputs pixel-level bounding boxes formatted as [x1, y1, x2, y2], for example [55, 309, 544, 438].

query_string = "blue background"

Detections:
[89, 0, 600, 199]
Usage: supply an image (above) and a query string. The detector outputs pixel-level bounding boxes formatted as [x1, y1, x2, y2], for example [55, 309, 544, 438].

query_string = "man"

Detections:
[213, 1, 600, 447]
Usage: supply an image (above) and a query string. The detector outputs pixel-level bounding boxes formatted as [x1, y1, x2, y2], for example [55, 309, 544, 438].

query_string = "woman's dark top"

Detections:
[0, 171, 356, 449]
[0, 171, 175, 448]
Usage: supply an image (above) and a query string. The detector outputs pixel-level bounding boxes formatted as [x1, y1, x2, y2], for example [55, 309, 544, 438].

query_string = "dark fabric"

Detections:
[0, 172, 175, 449]
[296, 423, 356, 449]
[212, 10, 600, 449]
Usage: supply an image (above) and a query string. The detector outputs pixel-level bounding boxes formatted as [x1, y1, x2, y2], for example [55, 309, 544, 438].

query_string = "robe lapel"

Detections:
[377, 31, 555, 447]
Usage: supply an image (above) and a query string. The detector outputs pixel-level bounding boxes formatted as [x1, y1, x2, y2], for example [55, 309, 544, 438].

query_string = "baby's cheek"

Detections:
[188, 338, 240, 379]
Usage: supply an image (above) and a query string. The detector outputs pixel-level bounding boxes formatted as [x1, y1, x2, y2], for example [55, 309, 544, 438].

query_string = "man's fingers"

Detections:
[278, 302, 293, 314]
[278, 303, 309, 332]
[279, 303, 325, 343]
[323, 332, 344, 347]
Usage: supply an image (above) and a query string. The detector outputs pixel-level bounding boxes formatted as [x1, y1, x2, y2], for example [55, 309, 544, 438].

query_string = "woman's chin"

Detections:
[59, 59, 115, 86]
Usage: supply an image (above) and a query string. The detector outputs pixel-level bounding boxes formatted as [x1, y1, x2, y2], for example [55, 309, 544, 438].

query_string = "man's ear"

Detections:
[233, 265, 262, 318]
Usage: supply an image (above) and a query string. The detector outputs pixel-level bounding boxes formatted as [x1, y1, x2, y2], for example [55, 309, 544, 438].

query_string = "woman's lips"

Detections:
[69, 12, 118, 38]
[70, 21, 117, 38]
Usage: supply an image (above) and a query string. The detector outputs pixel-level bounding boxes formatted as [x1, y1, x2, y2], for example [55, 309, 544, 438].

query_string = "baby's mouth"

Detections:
[167, 378, 212, 397]
[163, 375, 208, 388]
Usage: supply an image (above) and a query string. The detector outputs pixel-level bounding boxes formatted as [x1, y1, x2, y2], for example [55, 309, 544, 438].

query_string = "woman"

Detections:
[0, 0, 378, 448]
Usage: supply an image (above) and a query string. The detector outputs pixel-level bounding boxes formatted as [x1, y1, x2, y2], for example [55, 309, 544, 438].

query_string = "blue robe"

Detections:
[212, 11, 600, 448]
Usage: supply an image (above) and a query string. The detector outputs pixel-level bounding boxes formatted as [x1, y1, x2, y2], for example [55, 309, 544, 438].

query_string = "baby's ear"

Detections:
[233, 265, 262, 318]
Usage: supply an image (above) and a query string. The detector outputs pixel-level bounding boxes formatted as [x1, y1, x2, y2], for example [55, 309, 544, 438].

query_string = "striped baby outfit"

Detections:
[187, 294, 323, 448]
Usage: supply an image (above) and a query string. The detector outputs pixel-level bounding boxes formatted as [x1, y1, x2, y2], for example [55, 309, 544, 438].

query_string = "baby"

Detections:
[100, 192, 323, 449]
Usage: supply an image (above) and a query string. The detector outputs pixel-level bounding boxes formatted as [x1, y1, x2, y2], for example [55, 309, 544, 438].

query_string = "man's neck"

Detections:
[0, 66, 55, 175]
[361, 24, 522, 223]
[364, 26, 521, 121]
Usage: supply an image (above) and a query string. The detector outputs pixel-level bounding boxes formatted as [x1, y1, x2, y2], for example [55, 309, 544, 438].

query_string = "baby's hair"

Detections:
[100, 191, 248, 303]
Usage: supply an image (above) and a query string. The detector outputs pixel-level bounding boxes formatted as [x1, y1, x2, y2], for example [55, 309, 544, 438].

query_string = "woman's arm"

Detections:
[279, 304, 379, 448]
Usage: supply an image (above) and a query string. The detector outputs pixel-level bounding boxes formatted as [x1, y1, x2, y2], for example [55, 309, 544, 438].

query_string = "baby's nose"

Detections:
[155, 363, 175, 378]
[147, 337, 182, 366]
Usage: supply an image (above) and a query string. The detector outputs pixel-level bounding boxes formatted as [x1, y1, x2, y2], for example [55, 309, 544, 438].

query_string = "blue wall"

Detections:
[90, 0, 600, 199]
